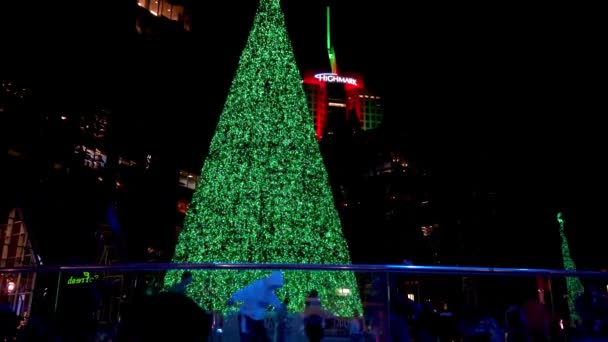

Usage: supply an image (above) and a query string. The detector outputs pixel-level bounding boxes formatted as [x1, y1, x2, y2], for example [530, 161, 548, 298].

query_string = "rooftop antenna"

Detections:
[327, 5, 337, 74]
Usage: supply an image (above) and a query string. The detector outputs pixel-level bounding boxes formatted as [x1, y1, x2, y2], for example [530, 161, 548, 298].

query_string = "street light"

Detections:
[7, 280, 16, 293]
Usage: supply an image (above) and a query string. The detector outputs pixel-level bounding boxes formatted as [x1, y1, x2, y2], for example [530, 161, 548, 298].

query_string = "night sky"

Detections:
[2, 1, 605, 266]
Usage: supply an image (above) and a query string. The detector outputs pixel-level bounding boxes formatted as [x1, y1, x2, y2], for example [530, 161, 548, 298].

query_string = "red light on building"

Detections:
[177, 199, 189, 214]
[303, 71, 364, 89]
[302, 70, 367, 140]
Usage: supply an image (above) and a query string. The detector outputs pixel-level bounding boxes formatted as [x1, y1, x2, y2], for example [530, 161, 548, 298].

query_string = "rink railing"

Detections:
[2, 262, 608, 278]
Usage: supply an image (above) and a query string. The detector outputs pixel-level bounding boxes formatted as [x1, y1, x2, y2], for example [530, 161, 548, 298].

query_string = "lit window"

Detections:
[149, 0, 159, 15]
[161, 0, 172, 18]
[179, 171, 200, 190]
[76, 145, 107, 169]
[187, 175, 198, 190]
[177, 199, 190, 214]
[170, 3, 184, 21]
[157, 0, 184, 20]
[118, 157, 137, 167]
[178, 171, 189, 188]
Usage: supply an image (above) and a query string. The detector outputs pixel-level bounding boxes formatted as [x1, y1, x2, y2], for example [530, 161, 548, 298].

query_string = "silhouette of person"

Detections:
[274, 297, 289, 342]
[523, 295, 550, 342]
[227, 271, 284, 342]
[168, 271, 193, 294]
[0, 300, 19, 341]
[505, 303, 527, 342]
[302, 290, 333, 342]
[389, 283, 420, 342]
[416, 301, 439, 342]
[116, 291, 212, 341]
[350, 309, 365, 341]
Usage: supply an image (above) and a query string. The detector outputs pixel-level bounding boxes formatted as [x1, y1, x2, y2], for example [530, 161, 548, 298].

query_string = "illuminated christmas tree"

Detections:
[164, 0, 361, 315]
[557, 212, 584, 327]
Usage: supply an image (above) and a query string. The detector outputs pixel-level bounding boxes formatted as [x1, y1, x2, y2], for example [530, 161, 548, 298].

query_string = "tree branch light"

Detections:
[164, 0, 362, 315]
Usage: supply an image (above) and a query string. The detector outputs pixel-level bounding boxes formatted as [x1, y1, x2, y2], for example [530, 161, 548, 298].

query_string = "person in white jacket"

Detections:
[227, 271, 284, 342]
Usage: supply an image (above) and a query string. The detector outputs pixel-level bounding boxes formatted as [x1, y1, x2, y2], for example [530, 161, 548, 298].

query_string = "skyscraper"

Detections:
[302, 5, 384, 141]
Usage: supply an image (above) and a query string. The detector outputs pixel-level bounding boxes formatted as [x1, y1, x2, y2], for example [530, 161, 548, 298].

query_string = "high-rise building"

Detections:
[136, 0, 193, 37]
[0, 208, 39, 317]
[303, 71, 385, 140]
[1, 78, 172, 264]
[301, 6, 384, 141]
[2, 76, 192, 327]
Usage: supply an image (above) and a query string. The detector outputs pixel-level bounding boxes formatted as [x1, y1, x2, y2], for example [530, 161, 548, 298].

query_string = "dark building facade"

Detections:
[1, 79, 182, 265]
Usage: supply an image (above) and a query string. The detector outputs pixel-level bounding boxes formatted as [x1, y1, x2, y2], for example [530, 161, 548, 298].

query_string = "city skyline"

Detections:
[4, 1, 600, 152]
[3, 4, 608, 340]
[2, 0, 605, 267]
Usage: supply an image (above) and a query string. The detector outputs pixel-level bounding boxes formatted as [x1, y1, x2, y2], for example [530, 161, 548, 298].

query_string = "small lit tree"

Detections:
[557, 212, 584, 327]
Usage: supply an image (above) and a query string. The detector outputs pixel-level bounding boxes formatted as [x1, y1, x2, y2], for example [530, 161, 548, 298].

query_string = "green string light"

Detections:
[557, 212, 584, 327]
[164, 0, 362, 316]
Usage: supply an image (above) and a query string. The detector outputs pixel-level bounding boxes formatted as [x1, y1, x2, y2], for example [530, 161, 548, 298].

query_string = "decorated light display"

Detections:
[164, 0, 362, 315]
[557, 212, 584, 327]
